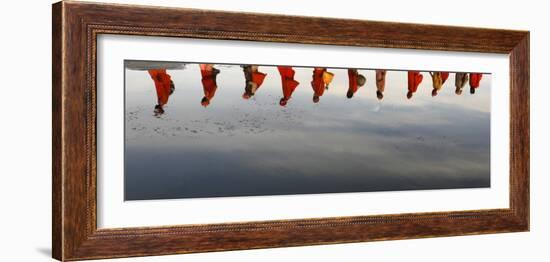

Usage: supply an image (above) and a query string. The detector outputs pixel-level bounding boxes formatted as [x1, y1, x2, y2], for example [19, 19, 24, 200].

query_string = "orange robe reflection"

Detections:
[242, 65, 267, 99]
[430, 72, 450, 97]
[200, 64, 219, 107]
[278, 66, 300, 106]
[407, 71, 423, 99]
[311, 68, 333, 103]
[442, 72, 450, 84]
[347, 69, 365, 99]
[469, 73, 483, 94]
[148, 69, 173, 106]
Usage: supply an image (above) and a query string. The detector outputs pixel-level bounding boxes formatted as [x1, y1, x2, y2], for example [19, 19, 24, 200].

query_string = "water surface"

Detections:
[124, 61, 491, 200]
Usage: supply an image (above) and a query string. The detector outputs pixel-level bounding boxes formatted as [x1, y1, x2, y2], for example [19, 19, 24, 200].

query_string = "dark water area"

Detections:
[124, 62, 491, 201]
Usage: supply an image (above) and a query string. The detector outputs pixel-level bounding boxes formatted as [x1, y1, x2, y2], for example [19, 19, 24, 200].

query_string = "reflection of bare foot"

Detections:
[376, 90, 384, 100]
[212, 68, 220, 75]
[154, 105, 164, 116]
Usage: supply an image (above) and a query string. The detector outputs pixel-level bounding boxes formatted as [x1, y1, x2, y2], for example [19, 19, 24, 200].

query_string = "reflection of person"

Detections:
[346, 69, 366, 99]
[242, 65, 267, 99]
[311, 68, 333, 103]
[375, 70, 387, 100]
[199, 64, 220, 107]
[147, 69, 175, 116]
[407, 71, 423, 99]
[455, 72, 469, 95]
[278, 66, 300, 106]
[469, 73, 483, 94]
[429, 72, 449, 97]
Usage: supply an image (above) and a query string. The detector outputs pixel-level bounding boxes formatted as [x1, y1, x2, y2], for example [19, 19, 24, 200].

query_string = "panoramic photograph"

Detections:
[124, 60, 491, 201]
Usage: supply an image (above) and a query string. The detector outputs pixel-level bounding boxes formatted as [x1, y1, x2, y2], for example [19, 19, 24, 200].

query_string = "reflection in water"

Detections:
[147, 69, 174, 116]
[455, 73, 469, 95]
[242, 65, 267, 99]
[429, 72, 450, 97]
[143, 65, 486, 111]
[278, 66, 300, 106]
[311, 68, 334, 103]
[200, 64, 220, 107]
[127, 61, 491, 200]
[346, 69, 366, 99]
[469, 73, 483, 94]
[375, 70, 387, 100]
[407, 71, 424, 99]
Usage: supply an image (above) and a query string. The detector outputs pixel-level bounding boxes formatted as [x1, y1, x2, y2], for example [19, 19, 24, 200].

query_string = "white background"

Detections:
[0, 0, 546, 261]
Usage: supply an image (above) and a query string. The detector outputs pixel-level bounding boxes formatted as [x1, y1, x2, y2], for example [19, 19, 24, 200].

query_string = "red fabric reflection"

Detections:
[148, 69, 172, 106]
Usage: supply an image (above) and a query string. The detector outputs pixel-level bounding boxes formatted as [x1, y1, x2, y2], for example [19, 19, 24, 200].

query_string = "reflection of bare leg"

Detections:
[243, 82, 256, 99]
[242, 65, 252, 80]
[249, 82, 259, 94]
[242, 66, 253, 98]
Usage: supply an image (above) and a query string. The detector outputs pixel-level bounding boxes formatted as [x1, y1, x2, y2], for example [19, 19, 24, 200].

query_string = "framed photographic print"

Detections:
[52, 1, 529, 261]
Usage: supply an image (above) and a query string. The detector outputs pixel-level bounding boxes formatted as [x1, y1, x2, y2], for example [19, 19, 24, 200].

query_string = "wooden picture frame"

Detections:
[52, 1, 529, 261]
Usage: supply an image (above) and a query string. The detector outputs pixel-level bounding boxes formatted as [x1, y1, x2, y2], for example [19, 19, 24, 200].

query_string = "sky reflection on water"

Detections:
[124, 61, 491, 201]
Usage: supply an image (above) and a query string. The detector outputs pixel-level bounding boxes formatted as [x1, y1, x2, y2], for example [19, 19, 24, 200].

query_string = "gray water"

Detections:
[124, 61, 491, 201]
